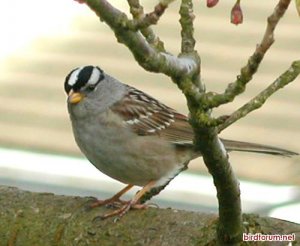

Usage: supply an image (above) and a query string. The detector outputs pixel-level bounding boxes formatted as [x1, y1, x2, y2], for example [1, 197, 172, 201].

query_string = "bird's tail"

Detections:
[222, 139, 298, 157]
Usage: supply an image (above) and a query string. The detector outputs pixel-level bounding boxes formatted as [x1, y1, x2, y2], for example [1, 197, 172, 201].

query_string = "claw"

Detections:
[90, 198, 128, 209]
[100, 201, 148, 220]
[88, 184, 134, 210]
[90, 181, 157, 220]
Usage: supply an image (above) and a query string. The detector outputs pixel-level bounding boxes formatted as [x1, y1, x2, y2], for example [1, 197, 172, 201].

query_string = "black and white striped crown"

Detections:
[64, 65, 104, 94]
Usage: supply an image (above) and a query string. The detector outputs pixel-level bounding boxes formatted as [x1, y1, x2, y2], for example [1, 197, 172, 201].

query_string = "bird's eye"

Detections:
[87, 84, 97, 91]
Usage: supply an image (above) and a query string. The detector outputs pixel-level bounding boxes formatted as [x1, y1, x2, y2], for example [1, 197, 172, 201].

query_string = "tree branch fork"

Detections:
[84, 0, 298, 130]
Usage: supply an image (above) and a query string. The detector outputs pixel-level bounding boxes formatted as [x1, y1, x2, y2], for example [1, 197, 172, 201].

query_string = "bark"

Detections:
[0, 185, 299, 246]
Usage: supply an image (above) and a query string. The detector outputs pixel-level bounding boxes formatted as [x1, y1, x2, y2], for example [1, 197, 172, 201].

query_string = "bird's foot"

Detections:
[91, 181, 157, 221]
[87, 184, 134, 210]
[89, 197, 128, 209]
[94, 200, 148, 221]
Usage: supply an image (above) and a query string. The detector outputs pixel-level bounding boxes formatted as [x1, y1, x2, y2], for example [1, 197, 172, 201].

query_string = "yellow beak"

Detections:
[68, 90, 84, 104]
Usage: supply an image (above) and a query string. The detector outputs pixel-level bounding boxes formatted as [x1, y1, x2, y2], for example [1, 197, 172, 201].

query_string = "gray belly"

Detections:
[71, 116, 182, 186]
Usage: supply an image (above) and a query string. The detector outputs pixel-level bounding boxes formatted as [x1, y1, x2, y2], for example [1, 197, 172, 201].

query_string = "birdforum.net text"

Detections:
[243, 233, 295, 242]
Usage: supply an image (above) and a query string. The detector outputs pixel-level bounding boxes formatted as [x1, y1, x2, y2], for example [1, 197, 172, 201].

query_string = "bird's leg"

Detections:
[140, 163, 189, 204]
[90, 184, 134, 208]
[100, 180, 157, 219]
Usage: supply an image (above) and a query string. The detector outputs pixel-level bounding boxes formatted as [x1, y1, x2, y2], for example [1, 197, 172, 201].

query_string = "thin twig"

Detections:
[176, 0, 203, 106]
[127, 0, 169, 51]
[218, 60, 300, 133]
[202, 0, 292, 109]
[179, 0, 196, 54]
[128, 2, 167, 30]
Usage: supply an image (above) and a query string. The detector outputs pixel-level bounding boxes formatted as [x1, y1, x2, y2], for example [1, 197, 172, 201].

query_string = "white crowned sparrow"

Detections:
[65, 65, 297, 218]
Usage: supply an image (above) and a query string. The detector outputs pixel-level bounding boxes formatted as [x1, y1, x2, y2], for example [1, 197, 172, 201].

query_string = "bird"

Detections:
[64, 65, 297, 219]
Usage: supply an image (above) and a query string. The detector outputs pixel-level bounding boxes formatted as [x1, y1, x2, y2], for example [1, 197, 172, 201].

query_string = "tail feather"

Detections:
[222, 139, 298, 157]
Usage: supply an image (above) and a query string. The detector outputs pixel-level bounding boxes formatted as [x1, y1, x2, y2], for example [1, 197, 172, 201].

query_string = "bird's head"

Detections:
[64, 65, 104, 104]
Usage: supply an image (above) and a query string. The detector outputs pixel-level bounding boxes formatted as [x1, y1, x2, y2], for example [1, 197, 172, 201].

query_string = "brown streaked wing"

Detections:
[110, 85, 194, 145]
[159, 112, 194, 145]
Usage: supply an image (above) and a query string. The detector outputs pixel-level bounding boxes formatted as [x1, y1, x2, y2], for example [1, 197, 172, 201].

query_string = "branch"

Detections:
[1, 186, 300, 245]
[85, 0, 198, 78]
[202, 0, 292, 109]
[127, 0, 166, 52]
[127, 1, 167, 30]
[190, 126, 243, 245]
[176, 0, 203, 108]
[179, 0, 196, 54]
[218, 60, 300, 132]
[177, 2, 243, 243]
[178, 0, 243, 243]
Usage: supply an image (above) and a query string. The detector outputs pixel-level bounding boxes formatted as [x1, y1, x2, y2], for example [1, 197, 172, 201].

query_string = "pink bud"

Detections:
[231, 1, 243, 25]
[207, 0, 219, 8]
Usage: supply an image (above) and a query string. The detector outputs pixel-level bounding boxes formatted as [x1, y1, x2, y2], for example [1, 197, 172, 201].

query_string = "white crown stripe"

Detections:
[67, 67, 82, 86]
[87, 67, 101, 85]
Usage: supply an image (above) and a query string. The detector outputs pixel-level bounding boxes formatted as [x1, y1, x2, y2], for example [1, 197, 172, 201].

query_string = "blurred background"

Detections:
[0, 1, 299, 223]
